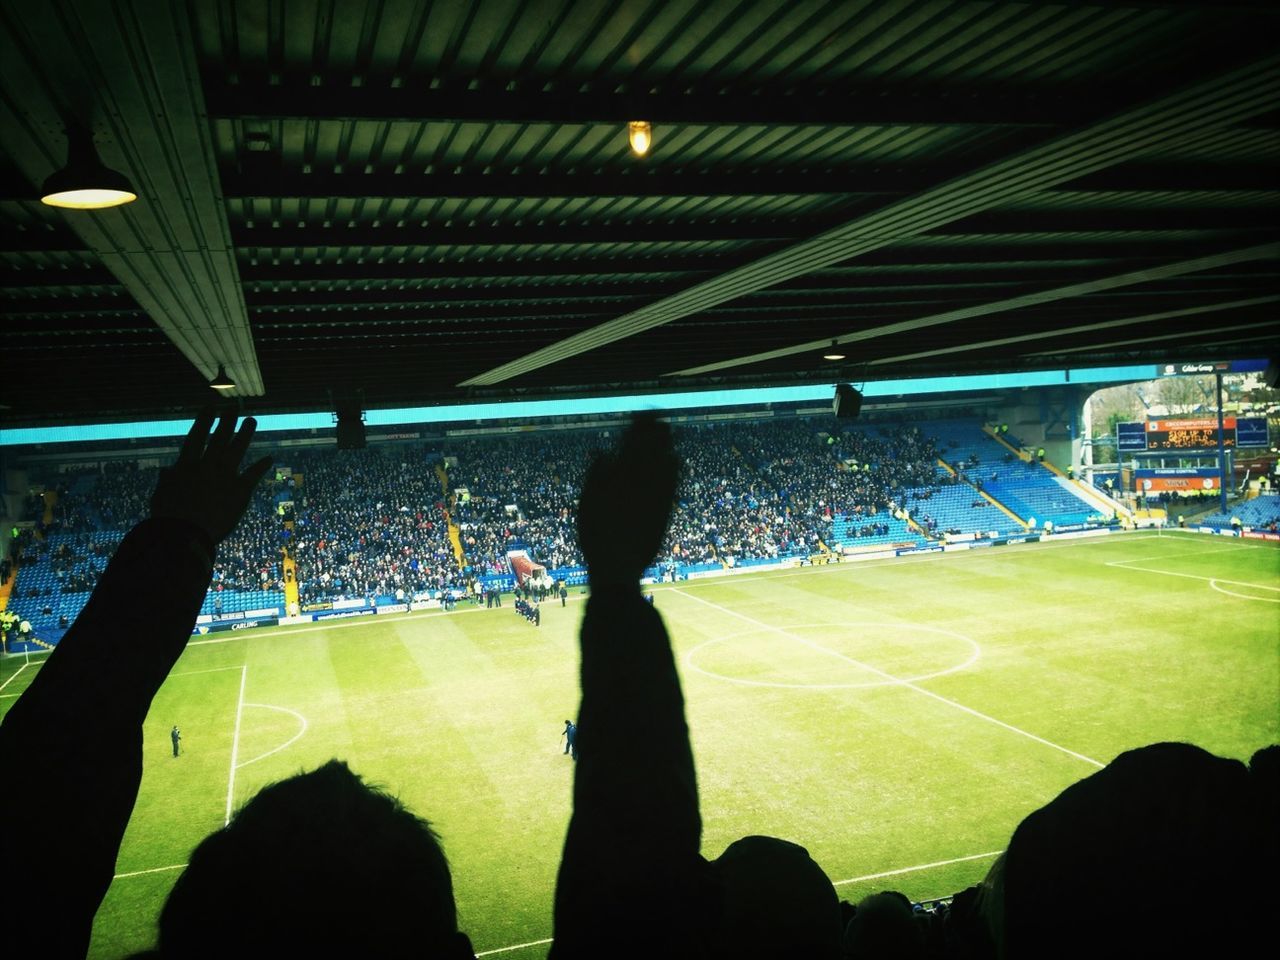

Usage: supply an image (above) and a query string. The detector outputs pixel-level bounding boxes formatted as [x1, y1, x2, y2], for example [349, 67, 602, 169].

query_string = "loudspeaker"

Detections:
[335, 406, 366, 449]
[833, 383, 862, 419]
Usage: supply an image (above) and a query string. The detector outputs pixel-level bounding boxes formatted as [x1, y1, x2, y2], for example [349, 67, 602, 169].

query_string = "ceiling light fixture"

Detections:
[209, 364, 236, 392]
[628, 120, 652, 157]
[822, 340, 846, 361]
[40, 127, 138, 210]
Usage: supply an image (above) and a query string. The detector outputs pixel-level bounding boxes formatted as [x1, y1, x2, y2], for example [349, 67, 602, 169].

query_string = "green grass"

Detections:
[2, 530, 1277, 958]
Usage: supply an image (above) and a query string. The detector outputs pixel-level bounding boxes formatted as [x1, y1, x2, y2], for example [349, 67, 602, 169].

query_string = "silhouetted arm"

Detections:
[0, 412, 269, 958]
[551, 417, 706, 958]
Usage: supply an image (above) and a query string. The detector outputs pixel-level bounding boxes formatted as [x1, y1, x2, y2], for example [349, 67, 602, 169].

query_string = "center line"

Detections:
[671, 589, 1103, 769]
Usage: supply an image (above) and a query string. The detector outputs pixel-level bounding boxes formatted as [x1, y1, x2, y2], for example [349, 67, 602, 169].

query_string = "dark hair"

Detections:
[1003, 742, 1258, 959]
[159, 760, 470, 957]
[708, 835, 842, 960]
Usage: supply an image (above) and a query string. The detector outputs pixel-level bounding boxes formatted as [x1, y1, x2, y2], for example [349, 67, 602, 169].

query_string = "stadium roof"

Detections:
[2, 0, 1277, 427]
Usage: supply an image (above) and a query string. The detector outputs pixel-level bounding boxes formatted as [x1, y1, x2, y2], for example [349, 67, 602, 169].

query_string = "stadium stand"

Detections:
[902, 477, 1022, 538]
[923, 420, 1099, 528]
[3, 417, 1127, 648]
[1199, 493, 1280, 531]
[286, 446, 465, 604]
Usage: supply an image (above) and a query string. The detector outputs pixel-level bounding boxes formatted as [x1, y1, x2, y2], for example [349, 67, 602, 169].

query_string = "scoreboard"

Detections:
[1116, 416, 1269, 453]
[1145, 419, 1235, 451]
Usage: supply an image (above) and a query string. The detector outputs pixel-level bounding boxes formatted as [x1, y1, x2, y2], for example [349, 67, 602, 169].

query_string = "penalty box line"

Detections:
[0, 661, 30, 693]
[671, 589, 1103, 770]
[832, 849, 1003, 887]
[1105, 559, 1280, 593]
[225, 665, 248, 826]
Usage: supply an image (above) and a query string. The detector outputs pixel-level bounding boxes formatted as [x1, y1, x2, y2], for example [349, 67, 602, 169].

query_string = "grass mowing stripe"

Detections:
[224, 665, 248, 825]
[671, 588, 1104, 769]
[27, 526, 1270, 958]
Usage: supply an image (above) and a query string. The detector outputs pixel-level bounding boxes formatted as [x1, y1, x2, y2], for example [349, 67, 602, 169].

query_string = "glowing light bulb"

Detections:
[628, 121, 652, 157]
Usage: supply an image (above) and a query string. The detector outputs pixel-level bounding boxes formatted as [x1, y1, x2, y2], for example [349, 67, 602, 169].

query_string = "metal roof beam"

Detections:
[204, 78, 1092, 127]
[244, 284, 671, 308]
[459, 54, 1280, 386]
[236, 258, 723, 283]
[863, 295, 1280, 367]
[240, 276, 1039, 309]
[670, 243, 1279, 376]
[219, 165, 935, 201]
[933, 207, 1278, 235]
[0, 264, 118, 288]
[13, 161, 1276, 205]
[1054, 163, 1280, 193]
[0, 0, 264, 396]
[230, 221, 808, 249]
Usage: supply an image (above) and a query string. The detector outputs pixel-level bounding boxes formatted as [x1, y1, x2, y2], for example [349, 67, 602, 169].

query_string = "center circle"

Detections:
[684, 621, 980, 690]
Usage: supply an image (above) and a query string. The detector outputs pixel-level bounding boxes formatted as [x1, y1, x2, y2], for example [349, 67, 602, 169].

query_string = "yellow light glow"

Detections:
[823, 353, 846, 361]
[41, 187, 137, 210]
[628, 121, 652, 156]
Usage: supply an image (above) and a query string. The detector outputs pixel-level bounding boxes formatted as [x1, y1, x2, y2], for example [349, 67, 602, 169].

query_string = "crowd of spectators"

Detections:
[10, 418, 989, 609]
[446, 432, 594, 576]
[440, 419, 960, 571]
[285, 447, 464, 603]
[44, 463, 159, 533]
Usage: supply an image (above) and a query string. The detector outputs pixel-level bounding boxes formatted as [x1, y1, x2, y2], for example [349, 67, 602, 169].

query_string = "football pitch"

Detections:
[2, 530, 1277, 958]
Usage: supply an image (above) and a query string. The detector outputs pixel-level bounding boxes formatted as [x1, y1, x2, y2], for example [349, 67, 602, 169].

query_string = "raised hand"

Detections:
[150, 408, 273, 545]
[578, 413, 679, 587]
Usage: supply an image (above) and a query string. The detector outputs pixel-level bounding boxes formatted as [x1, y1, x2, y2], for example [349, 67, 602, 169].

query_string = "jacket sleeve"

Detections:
[549, 586, 706, 958]
[0, 518, 214, 958]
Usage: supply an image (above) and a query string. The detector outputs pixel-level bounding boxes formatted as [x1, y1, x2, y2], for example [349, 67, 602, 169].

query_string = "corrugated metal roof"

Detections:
[2, 0, 1276, 423]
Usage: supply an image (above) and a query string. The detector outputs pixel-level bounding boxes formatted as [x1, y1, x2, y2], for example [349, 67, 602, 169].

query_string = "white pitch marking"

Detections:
[1209, 579, 1280, 603]
[475, 937, 554, 957]
[1103, 548, 1225, 565]
[169, 665, 247, 679]
[235, 703, 309, 769]
[113, 863, 187, 879]
[0, 662, 29, 693]
[832, 850, 1003, 887]
[672, 589, 1104, 769]
[685, 621, 981, 690]
[1105, 562, 1280, 592]
[224, 665, 248, 825]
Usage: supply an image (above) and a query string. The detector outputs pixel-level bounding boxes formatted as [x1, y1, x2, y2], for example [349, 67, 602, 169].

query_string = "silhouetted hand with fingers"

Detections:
[151, 408, 273, 546]
[578, 414, 679, 587]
